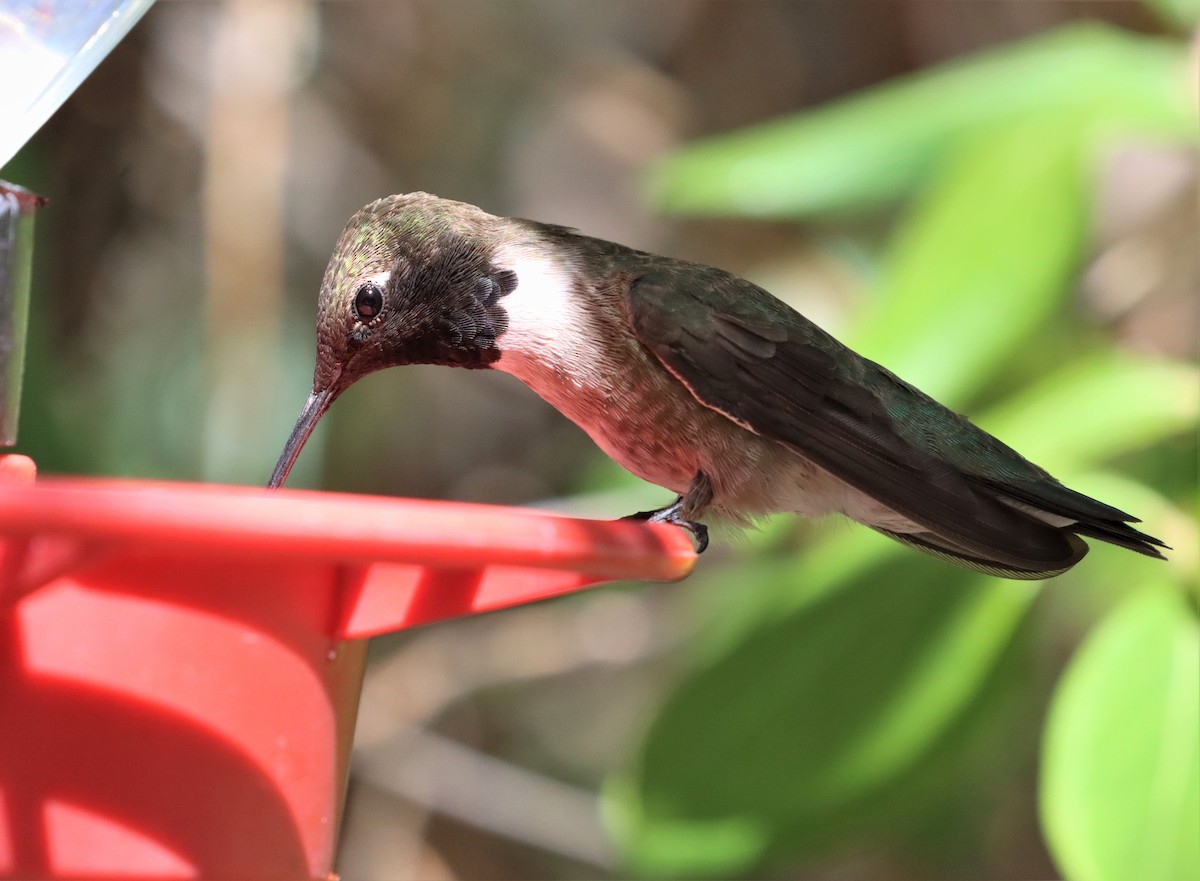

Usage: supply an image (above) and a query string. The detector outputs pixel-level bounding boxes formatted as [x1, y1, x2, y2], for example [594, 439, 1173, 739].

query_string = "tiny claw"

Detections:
[683, 521, 709, 554]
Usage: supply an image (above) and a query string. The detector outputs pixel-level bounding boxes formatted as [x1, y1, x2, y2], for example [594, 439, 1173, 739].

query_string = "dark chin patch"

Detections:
[387, 242, 516, 369]
[438, 344, 502, 369]
[397, 333, 502, 369]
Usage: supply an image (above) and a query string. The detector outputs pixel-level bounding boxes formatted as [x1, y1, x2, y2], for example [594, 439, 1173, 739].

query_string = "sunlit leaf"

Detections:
[606, 563, 1038, 876]
[976, 353, 1199, 473]
[849, 118, 1085, 403]
[1041, 587, 1200, 881]
[1143, 0, 1200, 30]
[649, 25, 1194, 218]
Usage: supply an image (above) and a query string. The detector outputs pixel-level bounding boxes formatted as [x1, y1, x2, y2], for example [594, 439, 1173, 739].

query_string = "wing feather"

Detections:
[626, 270, 1093, 575]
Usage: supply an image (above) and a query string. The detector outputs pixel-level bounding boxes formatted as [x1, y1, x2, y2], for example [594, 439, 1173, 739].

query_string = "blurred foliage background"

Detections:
[5, 1, 1198, 879]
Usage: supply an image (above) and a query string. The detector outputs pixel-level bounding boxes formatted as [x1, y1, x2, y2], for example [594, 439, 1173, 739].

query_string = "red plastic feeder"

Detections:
[0, 455, 695, 879]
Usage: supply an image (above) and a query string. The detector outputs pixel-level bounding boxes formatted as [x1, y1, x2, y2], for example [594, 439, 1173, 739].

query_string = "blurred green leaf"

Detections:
[850, 118, 1086, 403]
[1041, 587, 1200, 881]
[1143, 0, 1200, 29]
[978, 353, 1200, 472]
[649, 24, 1194, 218]
[606, 567, 1039, 876]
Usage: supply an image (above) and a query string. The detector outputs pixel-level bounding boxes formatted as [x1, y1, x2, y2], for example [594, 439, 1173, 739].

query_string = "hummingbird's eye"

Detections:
[353, 283, 384, 322]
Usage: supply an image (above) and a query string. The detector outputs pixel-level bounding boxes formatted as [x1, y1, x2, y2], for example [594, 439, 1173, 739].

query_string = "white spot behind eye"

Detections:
[366, 270, 392, 289]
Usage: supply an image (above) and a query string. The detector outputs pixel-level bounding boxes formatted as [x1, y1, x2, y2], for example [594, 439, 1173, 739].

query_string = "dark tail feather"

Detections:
[975, 476, 1170, 562]
[873, 527, 1090, 581]
[1069, 520, 1168, 559]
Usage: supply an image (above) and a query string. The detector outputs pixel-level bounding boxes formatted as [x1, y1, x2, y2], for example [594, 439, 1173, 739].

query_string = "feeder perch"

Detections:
[0, 461, 695, 878]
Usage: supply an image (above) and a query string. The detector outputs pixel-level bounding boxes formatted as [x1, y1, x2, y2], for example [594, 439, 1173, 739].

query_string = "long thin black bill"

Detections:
[268, 387, 334, 488]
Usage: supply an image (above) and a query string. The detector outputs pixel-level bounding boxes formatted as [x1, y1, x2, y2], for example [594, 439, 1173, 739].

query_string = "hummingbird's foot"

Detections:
[623, 502, 709, 553]
[621, 472, 713, 553]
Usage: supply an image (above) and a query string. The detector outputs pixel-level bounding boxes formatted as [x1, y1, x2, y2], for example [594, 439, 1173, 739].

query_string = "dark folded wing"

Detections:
[626, 268, 1092, 575]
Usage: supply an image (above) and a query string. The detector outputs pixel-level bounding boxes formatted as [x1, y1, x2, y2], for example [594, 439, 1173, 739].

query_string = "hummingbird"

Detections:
[269, 192, 1167, 579]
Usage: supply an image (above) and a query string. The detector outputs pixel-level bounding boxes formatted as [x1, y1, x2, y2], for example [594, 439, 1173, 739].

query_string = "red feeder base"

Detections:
[0, 456, 694, 879]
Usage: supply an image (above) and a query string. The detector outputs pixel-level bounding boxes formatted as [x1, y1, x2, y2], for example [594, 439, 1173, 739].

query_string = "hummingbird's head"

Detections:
[269, 192, 521, 487]
[315, 193, 519, 385]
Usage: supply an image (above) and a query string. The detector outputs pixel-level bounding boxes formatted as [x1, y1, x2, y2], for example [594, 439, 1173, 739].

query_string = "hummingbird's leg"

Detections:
[622, 472, 712, 553]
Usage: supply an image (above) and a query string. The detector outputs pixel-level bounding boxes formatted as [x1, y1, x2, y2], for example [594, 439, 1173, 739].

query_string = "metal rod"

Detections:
[0, 181, 44, 446]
